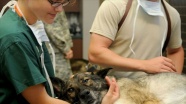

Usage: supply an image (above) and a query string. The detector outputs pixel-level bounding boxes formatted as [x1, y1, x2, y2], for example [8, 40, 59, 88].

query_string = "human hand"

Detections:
[101, 76, 120, 104]
[141, 56, 176, 73]
[65, 49, 73, 59]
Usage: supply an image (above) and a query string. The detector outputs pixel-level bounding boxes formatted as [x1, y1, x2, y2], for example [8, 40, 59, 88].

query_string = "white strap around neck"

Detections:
[0, 0, 17, 18]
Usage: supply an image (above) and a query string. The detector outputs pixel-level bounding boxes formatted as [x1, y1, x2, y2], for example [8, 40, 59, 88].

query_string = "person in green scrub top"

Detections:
[0, 0, 119, 104]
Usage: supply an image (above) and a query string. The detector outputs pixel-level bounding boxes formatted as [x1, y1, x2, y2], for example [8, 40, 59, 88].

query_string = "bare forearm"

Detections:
[88, 45, 177, 74]
[22, 84, 70, 104]
[43, 97, 70, 104]
[88, 46, 143, 71]
[167, 47, 184, 74]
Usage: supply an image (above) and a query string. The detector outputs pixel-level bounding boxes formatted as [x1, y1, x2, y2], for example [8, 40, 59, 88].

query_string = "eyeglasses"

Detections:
[48, 0, 70, 7]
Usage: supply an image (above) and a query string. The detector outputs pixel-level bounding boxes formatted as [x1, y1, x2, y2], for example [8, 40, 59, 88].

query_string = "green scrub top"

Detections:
[0, 9, 55, 104]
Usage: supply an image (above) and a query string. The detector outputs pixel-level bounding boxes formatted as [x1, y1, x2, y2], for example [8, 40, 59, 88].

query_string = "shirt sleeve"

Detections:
[168, 7, 182, 49]
[1, 41, 46, 94]
[90, 0, 125, 40]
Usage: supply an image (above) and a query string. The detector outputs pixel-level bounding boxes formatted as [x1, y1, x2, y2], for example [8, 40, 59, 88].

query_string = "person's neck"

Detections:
[17, 1, 37, 25]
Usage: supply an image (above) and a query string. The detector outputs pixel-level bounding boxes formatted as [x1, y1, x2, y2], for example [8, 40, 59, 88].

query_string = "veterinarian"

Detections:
[0, 0, 119, 104]
[44, 11, 74, 81]
[89, 0, 184, 79]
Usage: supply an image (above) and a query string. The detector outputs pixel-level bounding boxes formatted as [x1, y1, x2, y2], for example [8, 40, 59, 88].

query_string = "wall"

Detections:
[82, 0, 100, 60]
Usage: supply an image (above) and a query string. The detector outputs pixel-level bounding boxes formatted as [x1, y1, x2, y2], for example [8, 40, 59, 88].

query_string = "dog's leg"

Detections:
[127, 89, 161, 104]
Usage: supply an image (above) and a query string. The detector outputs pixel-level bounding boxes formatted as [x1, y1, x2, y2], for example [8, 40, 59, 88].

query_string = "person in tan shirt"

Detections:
[89, 0, 184, 79]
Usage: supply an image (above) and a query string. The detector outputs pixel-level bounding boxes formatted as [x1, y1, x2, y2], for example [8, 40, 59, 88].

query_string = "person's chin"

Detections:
[44, 14, 56, 24]
[44, 19, 55, 24]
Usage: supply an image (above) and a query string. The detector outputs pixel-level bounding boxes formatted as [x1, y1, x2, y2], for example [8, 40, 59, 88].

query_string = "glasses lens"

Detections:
[52, 2, 62, 7]
[50, 0, 70, 7]
[62, 0, 70, 6]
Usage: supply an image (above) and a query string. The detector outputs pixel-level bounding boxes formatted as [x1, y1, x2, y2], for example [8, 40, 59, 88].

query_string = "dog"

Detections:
[70, 59, 89, 74]
[50, 68, 108, 104]
[51, 68, 186, 104]
[70, 59, 102, 74]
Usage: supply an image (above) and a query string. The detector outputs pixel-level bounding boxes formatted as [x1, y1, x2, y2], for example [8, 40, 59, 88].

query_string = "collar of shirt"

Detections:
[28, 21, 49, 46]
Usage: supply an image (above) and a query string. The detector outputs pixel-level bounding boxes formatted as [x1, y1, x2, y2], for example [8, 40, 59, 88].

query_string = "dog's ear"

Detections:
[50, 77, 63, 92]
[86, 63, 98, 72]
[50, 77, 66, 99]
[96, 68, 112, 79]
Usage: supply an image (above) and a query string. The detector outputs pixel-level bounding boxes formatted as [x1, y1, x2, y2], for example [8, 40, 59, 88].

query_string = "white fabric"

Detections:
[131, 0, 167, 56]
[137, 0, 167, 56]
[137, 0, 164, 16]
[28, 21, 50, 46]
